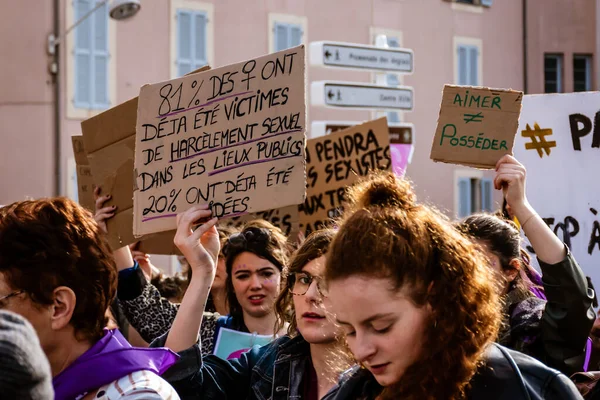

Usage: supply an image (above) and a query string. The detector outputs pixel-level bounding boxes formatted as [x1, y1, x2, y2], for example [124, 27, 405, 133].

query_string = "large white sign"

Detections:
[310, 41, 413, 73]
[514, 92, 600, 285]
[311, 81, 413, 111]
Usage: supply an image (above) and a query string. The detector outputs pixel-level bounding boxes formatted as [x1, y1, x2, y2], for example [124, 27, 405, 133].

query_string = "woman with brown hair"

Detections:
[155, 214, 352, 399]
[319, 171, 581, 399]
[456, 155, 594, 375]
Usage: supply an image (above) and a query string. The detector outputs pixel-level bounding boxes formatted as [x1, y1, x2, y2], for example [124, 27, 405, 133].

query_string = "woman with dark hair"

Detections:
[100, 185, 290, 354]
[317, 171, 581, 399]
[156, 213, 352, 399]
[456, 155, 594, 375]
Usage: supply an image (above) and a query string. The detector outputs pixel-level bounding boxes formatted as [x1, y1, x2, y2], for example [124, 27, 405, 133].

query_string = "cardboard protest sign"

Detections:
[133, 46, 307, 237]
[430, 85, 523, 169]
[213, 327, 273, 360]
[514, 92, 600, 286]
[299, 117, 391, 235]
[71, 136, 96, 211]
[225, 205, 300, 240]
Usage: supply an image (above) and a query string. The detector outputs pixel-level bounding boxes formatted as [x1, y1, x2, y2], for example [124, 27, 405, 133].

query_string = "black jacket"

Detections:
[322, 343, 583, 400]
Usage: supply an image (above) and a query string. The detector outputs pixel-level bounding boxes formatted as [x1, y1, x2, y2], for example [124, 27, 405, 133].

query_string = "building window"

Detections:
[269, 14, 307, 54]
[456, 0, 475, 3]
[176, 9, 207, 77]
[457, 177, 493, 218]
[73, 0, 109, 110]
[544, 54, 563, 93]
[273, 22, 303, 52]
[170, 1, 213, 79]
[457, 44, 480, 86]
[574, 55, 592, 92]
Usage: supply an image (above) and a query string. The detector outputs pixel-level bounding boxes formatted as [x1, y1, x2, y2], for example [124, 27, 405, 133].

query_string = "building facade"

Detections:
[0, 0, 596, 221]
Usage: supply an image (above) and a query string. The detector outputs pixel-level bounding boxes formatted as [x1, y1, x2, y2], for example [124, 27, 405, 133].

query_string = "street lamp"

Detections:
[48, 0, 141, 58]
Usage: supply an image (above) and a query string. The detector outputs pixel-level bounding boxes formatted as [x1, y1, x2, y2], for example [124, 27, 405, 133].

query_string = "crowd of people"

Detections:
[1, 155, 599, 399]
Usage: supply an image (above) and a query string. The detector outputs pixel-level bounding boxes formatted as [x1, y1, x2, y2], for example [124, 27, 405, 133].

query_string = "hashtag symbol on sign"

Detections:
[521, 123, 557, 158]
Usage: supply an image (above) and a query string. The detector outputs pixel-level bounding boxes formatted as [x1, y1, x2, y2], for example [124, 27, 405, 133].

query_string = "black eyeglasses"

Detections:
[289, 272, 328, 297]
[0, 290, 24, 308]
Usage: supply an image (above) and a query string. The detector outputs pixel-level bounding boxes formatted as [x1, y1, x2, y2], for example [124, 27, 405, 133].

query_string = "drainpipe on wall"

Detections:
[53, 0, 61, 196]
[522, 0, 528, 94]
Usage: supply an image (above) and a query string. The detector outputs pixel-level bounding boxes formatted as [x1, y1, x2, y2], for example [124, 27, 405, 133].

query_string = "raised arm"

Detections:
[494, 155, 565, 264]
[495, 155, 594, 374]
[166, 205, 219, 352]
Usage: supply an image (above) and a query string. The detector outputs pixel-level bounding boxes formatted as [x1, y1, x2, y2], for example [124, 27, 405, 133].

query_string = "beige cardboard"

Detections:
[71, 136, 95, 211]
[80, 66, 211, 253]
[430, 85, 523, 169]
[224, 205, 301, 241]
[134, 45, 307, 237]
[299, 117, 391, 235]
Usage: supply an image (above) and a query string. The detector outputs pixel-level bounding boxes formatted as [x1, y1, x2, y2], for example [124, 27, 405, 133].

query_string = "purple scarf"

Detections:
[53, 329, 178, 400]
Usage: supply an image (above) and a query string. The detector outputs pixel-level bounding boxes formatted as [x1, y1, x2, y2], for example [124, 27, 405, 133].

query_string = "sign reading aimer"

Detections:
[430, 85, 522, 169]
[133, 46, 307, 237]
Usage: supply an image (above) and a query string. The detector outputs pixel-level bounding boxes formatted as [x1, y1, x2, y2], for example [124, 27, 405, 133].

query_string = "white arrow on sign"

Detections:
[311, 81, 414, 111]
[310, 41, 413, 73]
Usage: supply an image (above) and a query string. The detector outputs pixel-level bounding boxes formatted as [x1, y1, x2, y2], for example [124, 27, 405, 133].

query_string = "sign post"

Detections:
[311, 81, 413, 111]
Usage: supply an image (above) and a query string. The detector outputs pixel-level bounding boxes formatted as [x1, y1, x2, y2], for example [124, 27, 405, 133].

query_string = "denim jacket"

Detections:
[151, 331, 315, 400]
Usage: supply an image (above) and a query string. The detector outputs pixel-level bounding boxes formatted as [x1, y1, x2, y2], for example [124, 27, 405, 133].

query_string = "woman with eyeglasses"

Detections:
[156, 209, 353, 399]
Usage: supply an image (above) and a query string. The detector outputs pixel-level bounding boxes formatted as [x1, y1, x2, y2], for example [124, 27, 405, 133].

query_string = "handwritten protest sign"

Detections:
[514, 92, 600, 286]
[133, 46, 307, 237]
[213, 327, 273, 360]
[71, 136, 95, 211]
[299, 117, 391, 235]
[430, 85, 523, 169]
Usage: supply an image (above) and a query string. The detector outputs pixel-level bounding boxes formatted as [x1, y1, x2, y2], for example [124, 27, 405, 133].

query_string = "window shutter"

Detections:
[481, 0, 493, 6]
[177, 10, 193, 76]
[274, 23, 289, 52]
[194, 12, 207, 68]
[468, 46, 479, 85]
[74, 0, 92, 108]
[458, 177, 472, 218]
[290, 25, 302, 47]
[92, 1, 109, 107]
[480, 178, 493, 212]
[458, 45, 468, 85]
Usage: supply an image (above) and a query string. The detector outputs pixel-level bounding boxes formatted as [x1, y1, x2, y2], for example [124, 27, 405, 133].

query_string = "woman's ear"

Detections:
[50, 286, 77, 331]
[506, 258, 521, 283]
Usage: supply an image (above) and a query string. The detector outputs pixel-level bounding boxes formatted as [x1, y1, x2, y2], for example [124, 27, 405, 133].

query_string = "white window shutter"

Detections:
[458, 177, 472, 218]
[458, 45, 468, 85]
[194, 12, 207, 67]
[74, 0, 92, 108]
[480, 178, 493, 212]
[92, 1, 109, 107]
[290, 25, 302, 47]
[274, 23, 289, 52]
[177, 10, 193, 76]
[468, 46, 479, 85]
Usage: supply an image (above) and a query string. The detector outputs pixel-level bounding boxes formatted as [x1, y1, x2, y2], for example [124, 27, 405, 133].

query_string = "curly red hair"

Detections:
[325, 171, 501, 400]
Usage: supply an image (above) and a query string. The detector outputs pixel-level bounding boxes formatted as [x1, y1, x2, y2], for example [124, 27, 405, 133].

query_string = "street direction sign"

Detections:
[310, 41, 413, 73]
[311, 81, 414, 111]
[311, 121, 414, 142]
